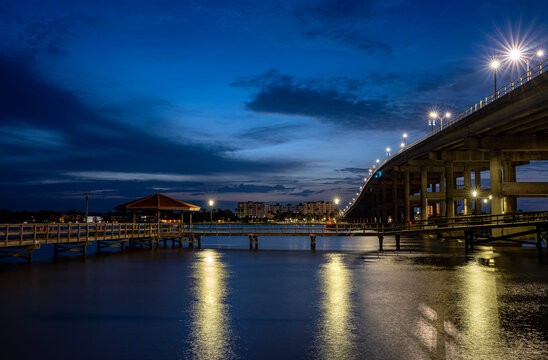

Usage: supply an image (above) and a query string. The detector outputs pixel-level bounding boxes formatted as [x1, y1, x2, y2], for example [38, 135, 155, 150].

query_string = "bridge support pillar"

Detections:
[420, 167, 428, 221]
[490, 150, 503, 215]
[378, 235, 384, 252]
[0, 246, 36, 263]
[310, 235, 316, 250]
[464, 165, 472, 215]
[503, 161, 517, 213]
[440, 169, 446, 218]
[392, 177, 398, 223]
[445, 161, 455, 218]
[404, 171, 410, 223]
[395, 234, 400, 251]
[475, 171, 482, 214]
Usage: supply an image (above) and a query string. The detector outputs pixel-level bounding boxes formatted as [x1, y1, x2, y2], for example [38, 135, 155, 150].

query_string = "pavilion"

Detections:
[114, 193, 200, 223]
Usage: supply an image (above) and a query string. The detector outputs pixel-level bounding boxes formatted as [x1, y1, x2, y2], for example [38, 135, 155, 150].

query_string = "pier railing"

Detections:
[2, 211, 547, 248]
[0, 222, 379, 248]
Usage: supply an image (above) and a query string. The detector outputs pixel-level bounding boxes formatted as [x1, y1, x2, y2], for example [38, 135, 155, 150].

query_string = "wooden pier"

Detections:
[1, 211, 547, 262]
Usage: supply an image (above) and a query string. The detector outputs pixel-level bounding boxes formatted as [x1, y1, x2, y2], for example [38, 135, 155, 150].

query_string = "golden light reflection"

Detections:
[458, 260, 501, 357]
[190, 250, 234, 360]
[315, 253, 355, 359]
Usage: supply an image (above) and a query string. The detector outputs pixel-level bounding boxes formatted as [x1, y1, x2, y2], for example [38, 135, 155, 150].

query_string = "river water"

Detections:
[0, 235, 546, 359]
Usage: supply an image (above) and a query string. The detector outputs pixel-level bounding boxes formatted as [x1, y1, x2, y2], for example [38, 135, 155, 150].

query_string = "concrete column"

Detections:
[392, 177, 398, 223]
[503, 161, 517, 213]
[490, 150, 503, 215]
[440, 169, 446, 217]
[381, 182, 387, 222]
[404, 171, 410, 223]
[445, 161, 455, 217]
[464, 165, 472, 215]
[475, 170, 482, 214]
[420, 167, 428, 220]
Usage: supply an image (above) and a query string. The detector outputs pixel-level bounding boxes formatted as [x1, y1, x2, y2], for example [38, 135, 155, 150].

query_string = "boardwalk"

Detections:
[1, 211, 547, 262]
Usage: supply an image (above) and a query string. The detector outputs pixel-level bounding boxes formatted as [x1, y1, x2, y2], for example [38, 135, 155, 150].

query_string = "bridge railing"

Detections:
[383, 211, 548, 232]
[407, 58, 548, 149]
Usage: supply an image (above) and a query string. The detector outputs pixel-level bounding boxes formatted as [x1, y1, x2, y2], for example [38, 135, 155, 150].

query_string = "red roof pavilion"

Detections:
[114, 193, 200, 211]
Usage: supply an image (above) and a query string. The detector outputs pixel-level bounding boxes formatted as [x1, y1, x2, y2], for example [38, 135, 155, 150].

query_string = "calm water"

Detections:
[0, 235, 546, 359]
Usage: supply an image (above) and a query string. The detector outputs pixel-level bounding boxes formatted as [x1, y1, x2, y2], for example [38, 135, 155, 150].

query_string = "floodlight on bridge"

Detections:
[376, 159, 380, 163]
[402, 133, 408, 146]
[386, 147, 391, 157]
[400, 142, 405, 148]
[472, 190, 478, 198]
[538, 50, 544, 58]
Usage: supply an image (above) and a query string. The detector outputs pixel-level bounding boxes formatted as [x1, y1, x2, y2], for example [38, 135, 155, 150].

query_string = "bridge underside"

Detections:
[345, 72, 548, 223]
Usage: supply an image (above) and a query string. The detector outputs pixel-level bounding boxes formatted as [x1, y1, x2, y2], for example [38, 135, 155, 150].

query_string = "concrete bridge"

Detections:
[343, 59, 548, 224]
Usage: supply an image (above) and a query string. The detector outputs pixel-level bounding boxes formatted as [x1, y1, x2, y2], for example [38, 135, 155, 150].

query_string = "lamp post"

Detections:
[209, 200, 214, 222]
[334, 197, 340, 217]
[472, 190, 478, 215]
[403, 133, 408, 146]
[386, 147, 391, 158]
[490, 59, 500, 97]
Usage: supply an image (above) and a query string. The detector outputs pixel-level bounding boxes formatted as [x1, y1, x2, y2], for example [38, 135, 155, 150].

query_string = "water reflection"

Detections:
[315, 253, 356, 359]
[458, 259, 501, 357]
[189, 250, 234, 360]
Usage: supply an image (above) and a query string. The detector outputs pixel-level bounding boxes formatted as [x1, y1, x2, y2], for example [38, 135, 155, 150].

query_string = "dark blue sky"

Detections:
[1, 0, 548, 211]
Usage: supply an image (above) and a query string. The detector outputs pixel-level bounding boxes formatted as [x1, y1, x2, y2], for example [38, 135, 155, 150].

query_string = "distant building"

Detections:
[268, 203, 304, 216]
[303, 201, 335, 216]
[237, 201, 268, 218]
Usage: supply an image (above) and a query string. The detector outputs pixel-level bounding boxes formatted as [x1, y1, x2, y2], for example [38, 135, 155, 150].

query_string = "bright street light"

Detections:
[376, 159, 380, 164]
[386, 147, 391, 157]
[402, 133, 408, 146]
[472, 190, 477, 198]
[208, 199, 214, 222]
[334, 198, 339, 205]
[400, 142, 405, 148]
[509, 48, 522, 62]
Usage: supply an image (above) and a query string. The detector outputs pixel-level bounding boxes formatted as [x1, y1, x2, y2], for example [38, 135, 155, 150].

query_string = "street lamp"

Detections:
[386, 147, 391, 158]
[376, 159, 380, 164]
[403, 133, 408, 145]
[428, 112, 437, 131]
[209, 199, 214, 222]
[490, 59, 500, 97]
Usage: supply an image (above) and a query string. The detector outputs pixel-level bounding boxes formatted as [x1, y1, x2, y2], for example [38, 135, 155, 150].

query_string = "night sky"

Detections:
[1, 0, 548, 212]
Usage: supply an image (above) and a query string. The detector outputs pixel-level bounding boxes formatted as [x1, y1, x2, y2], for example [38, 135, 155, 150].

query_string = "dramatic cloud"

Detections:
[233, 70, 414, 130]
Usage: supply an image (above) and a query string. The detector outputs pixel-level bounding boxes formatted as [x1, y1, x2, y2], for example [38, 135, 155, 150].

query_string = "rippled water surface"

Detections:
[0, 236, 546, 359]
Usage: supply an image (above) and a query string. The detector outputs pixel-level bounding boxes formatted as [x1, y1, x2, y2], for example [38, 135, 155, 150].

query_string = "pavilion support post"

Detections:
[395, 234, 401, 251]
[464, 165, 472, 215]
[420, 167, 428, 221]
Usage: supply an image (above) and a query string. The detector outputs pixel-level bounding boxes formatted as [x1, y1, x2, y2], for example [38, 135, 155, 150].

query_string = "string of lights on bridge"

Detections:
[339, 45, 547, 215]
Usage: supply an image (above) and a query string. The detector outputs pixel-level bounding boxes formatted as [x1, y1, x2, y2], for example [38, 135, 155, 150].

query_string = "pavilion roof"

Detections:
[114, 193, 200, 211]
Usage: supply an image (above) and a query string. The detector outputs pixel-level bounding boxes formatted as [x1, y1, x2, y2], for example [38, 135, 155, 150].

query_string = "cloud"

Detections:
[337, 167, 369, 174]
[217, 184, 293, 193]
[233, 70, 412, 130]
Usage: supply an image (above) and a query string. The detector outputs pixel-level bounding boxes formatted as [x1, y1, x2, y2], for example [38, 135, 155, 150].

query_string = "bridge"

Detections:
[343, 60, 548, 230]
